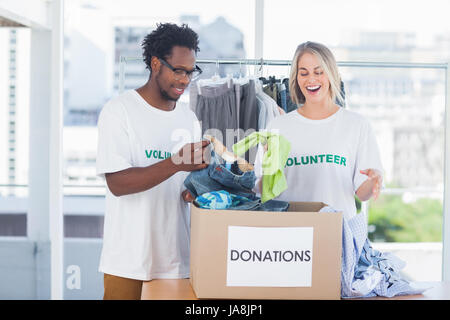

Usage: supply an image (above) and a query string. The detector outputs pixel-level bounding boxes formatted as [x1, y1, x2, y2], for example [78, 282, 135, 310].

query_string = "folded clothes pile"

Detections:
[183, 135, 289, 212]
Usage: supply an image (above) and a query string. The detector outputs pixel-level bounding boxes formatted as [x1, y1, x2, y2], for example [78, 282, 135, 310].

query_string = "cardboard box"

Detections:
[189, 202, 343, 300]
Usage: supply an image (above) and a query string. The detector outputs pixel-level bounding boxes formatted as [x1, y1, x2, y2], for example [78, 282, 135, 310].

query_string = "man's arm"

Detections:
[106, 158, 177, 197]
[106, 140, 209, 197]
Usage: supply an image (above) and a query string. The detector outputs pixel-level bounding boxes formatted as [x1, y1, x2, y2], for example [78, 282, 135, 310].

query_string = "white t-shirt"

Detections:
[96, 89, 201, 280]
[258, 107, 383, 219]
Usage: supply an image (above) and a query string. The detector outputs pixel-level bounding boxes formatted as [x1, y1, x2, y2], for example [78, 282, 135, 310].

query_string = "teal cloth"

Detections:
[194, 190, 252, 210]
[232, 132, 291, 202]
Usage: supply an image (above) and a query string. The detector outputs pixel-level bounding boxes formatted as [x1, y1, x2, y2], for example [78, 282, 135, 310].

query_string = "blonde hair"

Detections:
[289, 41, 344, 106]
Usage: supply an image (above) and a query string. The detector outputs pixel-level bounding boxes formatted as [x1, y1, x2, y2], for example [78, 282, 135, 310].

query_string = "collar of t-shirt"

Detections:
[293, 107, 342, 124]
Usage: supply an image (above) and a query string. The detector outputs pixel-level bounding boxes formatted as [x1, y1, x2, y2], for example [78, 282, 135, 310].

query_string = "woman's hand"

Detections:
[357, 169, 383, 201]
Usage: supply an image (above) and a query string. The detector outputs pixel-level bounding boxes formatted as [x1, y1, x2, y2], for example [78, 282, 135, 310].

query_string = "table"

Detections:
[141, 280, 450, 300]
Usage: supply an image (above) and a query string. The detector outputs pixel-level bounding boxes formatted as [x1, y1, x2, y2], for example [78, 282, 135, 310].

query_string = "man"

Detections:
[96, 23, 209, 300]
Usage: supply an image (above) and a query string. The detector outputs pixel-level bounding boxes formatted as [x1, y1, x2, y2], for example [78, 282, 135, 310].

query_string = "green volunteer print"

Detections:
[285, 154, 347, 167]
[145, 149, 172, 160]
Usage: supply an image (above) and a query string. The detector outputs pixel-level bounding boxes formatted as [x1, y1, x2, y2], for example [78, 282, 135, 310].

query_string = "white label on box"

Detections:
[226, 226, 314, 287]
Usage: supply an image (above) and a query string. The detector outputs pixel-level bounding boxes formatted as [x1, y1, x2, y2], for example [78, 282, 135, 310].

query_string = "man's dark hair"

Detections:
[142, 23, 200, 71]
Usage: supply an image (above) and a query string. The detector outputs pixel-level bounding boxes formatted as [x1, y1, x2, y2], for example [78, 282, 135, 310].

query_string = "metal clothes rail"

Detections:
[120, 55, 449, 69]
[196, 58, 448, 70]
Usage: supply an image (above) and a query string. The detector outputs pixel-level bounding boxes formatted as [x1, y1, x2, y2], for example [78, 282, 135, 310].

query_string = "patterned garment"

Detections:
[319, 206, 431, 298]
[194, 190, 252, 210]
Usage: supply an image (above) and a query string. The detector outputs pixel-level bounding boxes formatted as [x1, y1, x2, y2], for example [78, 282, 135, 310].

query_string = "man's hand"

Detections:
[181, 189, 195, 202]
[171, 140, 210, 172]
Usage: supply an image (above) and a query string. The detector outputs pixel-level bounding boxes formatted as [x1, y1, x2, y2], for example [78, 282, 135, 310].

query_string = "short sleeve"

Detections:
[96, 103, 133, 178]
[251, 143, 265, 195]
[252, 125, 277, 194]
[192, 113, 203, 142]
[353, 120, 384, 192]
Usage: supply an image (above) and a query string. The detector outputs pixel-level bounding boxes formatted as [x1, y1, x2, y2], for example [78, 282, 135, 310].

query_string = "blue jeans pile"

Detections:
[184, 150, 289, 211]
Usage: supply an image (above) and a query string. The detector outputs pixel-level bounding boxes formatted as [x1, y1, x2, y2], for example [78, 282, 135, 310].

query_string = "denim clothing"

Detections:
[253, 198, 290, 211]
[278, 83, 287, 112]
[209, 157, 255, 191]
[184, 150, 257, 199]
[184, 149, 289, 212]
[337, 80, 346, 108]
[194, 190, 290, 211]
[282, 78, 298, 113]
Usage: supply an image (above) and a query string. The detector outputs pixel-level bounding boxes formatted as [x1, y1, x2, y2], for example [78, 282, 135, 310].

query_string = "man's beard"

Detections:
[160, 88, 179, 102]
[156, 74, 180, 102]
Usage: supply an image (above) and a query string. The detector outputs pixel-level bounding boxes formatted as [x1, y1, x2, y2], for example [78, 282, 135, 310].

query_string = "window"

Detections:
[261, 0, 450, 282]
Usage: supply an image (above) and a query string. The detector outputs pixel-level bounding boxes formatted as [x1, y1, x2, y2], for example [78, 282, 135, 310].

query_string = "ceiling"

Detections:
[0, 16, 26, 27]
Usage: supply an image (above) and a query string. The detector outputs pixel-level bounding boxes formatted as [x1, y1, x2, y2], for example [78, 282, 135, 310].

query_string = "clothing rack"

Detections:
[119, 56, 448, 93]
[196, 58, 291, 67]
[192, 58, 448, 70]
[120, 55, 447, 69]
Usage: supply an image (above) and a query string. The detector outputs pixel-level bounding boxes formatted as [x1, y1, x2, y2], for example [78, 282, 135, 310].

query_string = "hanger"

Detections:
[196, 78, 202, 95]
[197, 59, 233, 93]
[210, 59, 221, 82]
[258, 76, 268, 84]
[235, 60, 250, 85]
[270, 76, 281, 84]
[211, 60, 231, 88]
[258, 58, 264, 78]
[239, 60, 243, 79]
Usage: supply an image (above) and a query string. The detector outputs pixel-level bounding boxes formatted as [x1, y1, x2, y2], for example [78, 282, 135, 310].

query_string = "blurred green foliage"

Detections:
[360, 194, 443, 242]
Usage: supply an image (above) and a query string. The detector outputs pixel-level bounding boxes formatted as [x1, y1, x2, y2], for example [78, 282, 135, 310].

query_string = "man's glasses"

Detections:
[159, 58, 203, 81]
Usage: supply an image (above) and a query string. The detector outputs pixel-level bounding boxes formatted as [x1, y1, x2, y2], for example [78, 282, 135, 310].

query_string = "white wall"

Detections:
[0, 0, 49, 29]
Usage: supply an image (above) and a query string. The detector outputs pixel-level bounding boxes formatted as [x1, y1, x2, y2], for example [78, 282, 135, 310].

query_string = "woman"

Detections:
[258, 41, 383, 218]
